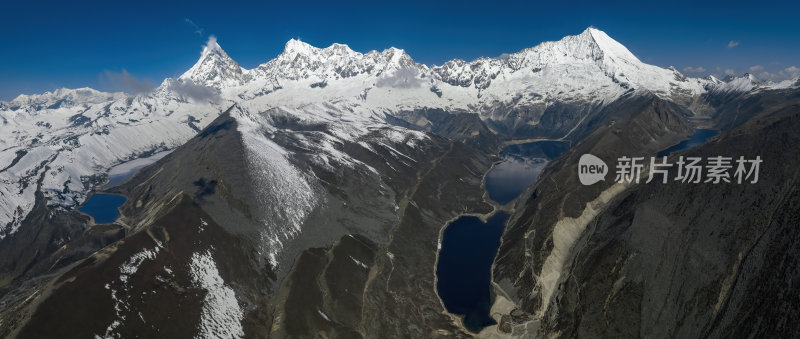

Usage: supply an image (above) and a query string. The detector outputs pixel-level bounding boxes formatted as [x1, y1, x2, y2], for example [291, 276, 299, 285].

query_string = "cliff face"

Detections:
[493, 91, 800, 337]
[493, 93, 694, 311]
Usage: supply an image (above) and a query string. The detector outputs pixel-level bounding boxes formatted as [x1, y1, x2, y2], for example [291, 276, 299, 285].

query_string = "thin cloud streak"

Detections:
[683, 66, 707, 73]
[184, 18, 205, 36]
[99, 69, 155, 94]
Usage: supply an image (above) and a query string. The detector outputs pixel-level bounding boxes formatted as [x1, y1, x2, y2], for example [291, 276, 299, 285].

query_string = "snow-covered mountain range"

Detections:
[0, 27, 796, 239]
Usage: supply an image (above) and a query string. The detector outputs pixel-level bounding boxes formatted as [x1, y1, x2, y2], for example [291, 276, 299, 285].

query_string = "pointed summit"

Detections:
[510, 27, 643, 67]
[582, 27, 641, 62]
[323, 43, 361, 58]
[181, 36, 243, 88]
[282, 38, 318, 56]
[712, 73, 762, 94]
[378, 47, 416, 70]
[201, 35, 223, 55]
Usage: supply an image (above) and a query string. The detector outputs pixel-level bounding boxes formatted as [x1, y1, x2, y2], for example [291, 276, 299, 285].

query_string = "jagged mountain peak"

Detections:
[201, 35, 225, 57]
[283, 38, 318, 56]
[712, 72, 765, 94]
[582, 27, 641, 62]
[280, 38, 411, 62]
[4, 87, 125, 110]
[280, 39, 367, 60]
[380, 47, 413, 64]
[704, 74, 723, 84]
[324, 42, 355, 54]
[722, 73, 761, 83]
[514, 26, 641, 66]
[459, 26, 643, 75]
[241, 27, 658, 97]
[427, 27, 680, 94]
[181, 36, 243, 88]
[246, 38, 418, 83]
[4, 28, 740, 119]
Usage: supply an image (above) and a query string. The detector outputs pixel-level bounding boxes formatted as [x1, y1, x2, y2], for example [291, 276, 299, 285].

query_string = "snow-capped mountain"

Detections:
[181, 36, 245, 88]
[0, 84, 225, 237]
[223, 28, 718, 111]
[3, 88, 126, 111]
[711, 73, 763, 94]
[0, 27, 797, 240]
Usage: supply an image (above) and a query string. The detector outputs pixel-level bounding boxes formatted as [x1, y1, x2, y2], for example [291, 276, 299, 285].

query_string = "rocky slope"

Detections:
[5, 101, 499, 338]
[490, 86, 800, 337]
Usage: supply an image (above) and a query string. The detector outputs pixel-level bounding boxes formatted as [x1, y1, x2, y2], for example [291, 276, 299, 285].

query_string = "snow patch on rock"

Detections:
[188, 250, 245, 339]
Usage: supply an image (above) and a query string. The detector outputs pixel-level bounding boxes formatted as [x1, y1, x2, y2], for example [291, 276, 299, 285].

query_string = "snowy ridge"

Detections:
[233, 105, 322, 267]
[230, 102, 429, 266]
[1, 27, 798, 239]
[6, 88, 126, 110]
[228, 27, 715, 112]
[707, 73, 800, 94]
[251, 39, 416, 82]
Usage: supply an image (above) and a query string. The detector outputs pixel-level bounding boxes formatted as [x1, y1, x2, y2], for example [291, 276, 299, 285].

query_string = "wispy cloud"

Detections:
[99, 69, 154, 94]
[727, 40, 740, 48]
[683, 66, 707, 73]
[749, 65, 764, 72]
[168, 79, 221, 103]
[751, 66, 800, 82]
[725, 69, 736, 76]
[184, 18, 205, 36]
[204, 35, 219, 51]
[376, 68, 423, 88]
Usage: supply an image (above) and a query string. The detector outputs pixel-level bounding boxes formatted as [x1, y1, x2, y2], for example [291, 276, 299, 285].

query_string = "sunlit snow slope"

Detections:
[0, 27, 796, 238]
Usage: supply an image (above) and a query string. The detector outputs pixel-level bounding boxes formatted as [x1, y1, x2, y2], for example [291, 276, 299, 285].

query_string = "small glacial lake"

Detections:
[657, 129, 718, 157]
[81, 151, 169, 224]
[485, 156, 547, 205]
[436, 212, 509, 332]
[485, 141, 569, 205]
[79, 193, 126, 224]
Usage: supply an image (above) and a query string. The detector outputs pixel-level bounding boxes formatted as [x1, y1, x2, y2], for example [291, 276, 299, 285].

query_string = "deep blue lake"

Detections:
[434, 141, 569, 332]
[436, 212, 509, 332]
[79, 193, 126, 224]
[485, 156, 547, 205]
[657, 129, 718, 157]
[80, 152, 170, 223]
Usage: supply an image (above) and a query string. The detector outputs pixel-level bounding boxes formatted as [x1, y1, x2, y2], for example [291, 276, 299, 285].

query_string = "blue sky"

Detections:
[1, 0, 798, 100]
